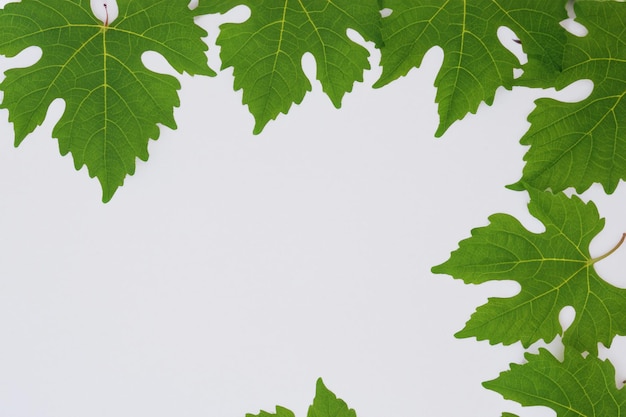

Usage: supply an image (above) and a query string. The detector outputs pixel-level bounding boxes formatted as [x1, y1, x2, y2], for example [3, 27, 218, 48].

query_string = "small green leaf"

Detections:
[246, 379, 355, 417]
[375, 0, 567, 136]
[484, 349, 626, 417]
[308, 378, 356, 417]
[432, 188, 626, 354]
[247, 406, 296, 417]
[196, 0, 382, 134]
[514, 0, 626, 194]
[0, 0, 214, 201]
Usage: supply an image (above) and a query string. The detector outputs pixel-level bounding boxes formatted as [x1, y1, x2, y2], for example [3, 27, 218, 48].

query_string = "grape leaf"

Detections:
[432, 188, 626, 354]
[247, 378, 356, 417]
[484, 349, 626, 417]
[374, 0, 568, 137]
[512, 0, 626, 194]
[195, 0, 382, 134]
[247, 406, 295, 417]
[0, 0, 214, 202]
[308, 378, 356, 417]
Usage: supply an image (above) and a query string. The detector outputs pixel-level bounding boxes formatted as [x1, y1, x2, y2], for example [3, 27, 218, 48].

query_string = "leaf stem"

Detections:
[104, 3, 109, 27]
[591, 232, 626, 264]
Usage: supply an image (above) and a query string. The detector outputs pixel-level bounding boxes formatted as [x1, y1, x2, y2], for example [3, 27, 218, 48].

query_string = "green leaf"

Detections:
[432, 188, 626, 354]
[513, 0, 626, 194]
[0, 0, 214, 202]
[374, 0, 567, 136]
[308, 378, 356, 417]
[246, 379, 355, 417]
[247, 406, 296, 417]
[484, 349, 626, 417]
[195, 0, 382, 134]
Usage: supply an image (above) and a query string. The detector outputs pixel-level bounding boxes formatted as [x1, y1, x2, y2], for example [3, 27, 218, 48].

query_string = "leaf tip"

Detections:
[252, 124, 265, 135]
[430, 262, 447, 275]
[453, 327, 472, 341]
[505, 181, 528, 192]
[434, 124, 448, 138]
[314, 377, 331, 396]
[101, 190, 116, 204]
[99, 179, 122, 204]
[372, 77, 388, 90]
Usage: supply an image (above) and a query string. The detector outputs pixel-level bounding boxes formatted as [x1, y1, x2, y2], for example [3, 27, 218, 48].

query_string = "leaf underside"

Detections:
[0, 0, 214, 202]
[195, 0, 382, 134]
[485, 349, 626, 417]
[432, 188, 626, 355]
[375, 0, 568, 137]
[513, 0, 626, 194]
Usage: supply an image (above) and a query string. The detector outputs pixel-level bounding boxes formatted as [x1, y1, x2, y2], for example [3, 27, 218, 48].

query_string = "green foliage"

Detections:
[308, 378, 356, 417]
[247, 379, 356, 417]
[247, 406, 295, 417]
[374, 0, 567, 136]
[1, 1, 626, 416]
[195, 0, 382, 134]
[433, 188, 626, 354]
[0, 0, 213, 202]
[512, 0, 626, 194]
[484, 349, 626, 417]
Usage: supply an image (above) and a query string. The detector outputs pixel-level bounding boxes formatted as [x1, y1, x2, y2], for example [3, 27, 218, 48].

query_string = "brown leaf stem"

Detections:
[591, 232, 626, 264]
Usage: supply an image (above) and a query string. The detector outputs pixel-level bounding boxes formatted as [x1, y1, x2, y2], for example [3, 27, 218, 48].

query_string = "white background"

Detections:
[0, 2, 625, 417]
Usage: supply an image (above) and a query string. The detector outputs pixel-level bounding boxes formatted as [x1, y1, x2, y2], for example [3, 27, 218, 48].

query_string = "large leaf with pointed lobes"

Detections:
[432, 188, 626, 355]
[485, 349, 626, 417]
[512, 0, 626, 194]
[374, 0, 568, 137]
[195, 0, 382, 134]
[0, 0, 214, 202]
